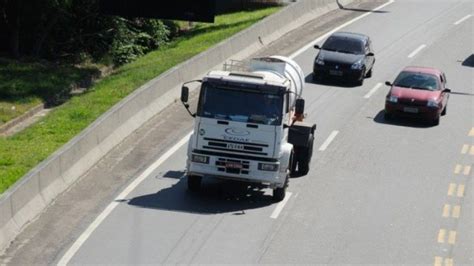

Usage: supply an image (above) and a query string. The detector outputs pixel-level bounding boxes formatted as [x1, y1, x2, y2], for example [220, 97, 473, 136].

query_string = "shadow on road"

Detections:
[125, 176, 274, 215]
[461, 54, 474, 67]
[371, 110, 435, 128]
[450, 91, 474, 97]
[162, 170, 185, 179]
[305, 73, 360, 88]
[337, 0, 390, 13]
[340, 7, 390, 13]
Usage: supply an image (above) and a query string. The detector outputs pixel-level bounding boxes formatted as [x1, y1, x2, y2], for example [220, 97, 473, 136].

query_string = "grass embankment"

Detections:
[0, 60, 99, 124]
[0, 7, 281, 193]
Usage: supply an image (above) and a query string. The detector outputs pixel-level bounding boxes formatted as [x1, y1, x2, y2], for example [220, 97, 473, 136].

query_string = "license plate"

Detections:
[403, 107, 419, 113]
[329, 70, 343, 76]
[227, 143, 244, 150]
[225, 162, 242, 169]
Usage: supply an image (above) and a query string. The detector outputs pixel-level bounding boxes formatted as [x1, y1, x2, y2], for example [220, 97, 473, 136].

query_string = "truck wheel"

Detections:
[297, 135, 314, 176]
[290, 151, 297, 176]
[187, 175, 202, 192]
[273, 174, 288, 202]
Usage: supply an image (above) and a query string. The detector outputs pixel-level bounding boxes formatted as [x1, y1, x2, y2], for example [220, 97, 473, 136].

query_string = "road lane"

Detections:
[260, 0, 473, 263]
[67, 0, 472, 264]
[6, 0, 472, 264]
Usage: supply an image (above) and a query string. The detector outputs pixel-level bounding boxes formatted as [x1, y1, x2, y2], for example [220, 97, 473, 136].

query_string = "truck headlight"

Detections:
[427, 100, 439, 108]
[191, 154, 209, 164]
[387, 95, 398, 103]
[258, 163, 279, 172]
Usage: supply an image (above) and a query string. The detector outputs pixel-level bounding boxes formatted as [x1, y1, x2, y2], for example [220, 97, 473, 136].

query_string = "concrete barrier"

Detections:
[0, 0, 360, 253]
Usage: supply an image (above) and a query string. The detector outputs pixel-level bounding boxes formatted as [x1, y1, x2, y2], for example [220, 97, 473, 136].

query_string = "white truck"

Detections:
[180, 56, 316, 201]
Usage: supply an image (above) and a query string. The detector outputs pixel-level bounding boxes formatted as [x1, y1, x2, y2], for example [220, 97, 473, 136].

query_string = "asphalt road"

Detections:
[3, 0, 473, 265]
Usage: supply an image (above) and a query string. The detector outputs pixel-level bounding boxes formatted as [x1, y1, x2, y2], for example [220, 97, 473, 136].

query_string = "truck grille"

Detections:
[399, 98, 427, 107]
[216, 158, 250, 175]
[203, 138, 268, 156]
[325, 61, 351, 70]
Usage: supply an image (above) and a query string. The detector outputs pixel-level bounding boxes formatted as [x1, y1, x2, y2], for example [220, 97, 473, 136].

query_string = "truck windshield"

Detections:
[198, 83, 283, 125]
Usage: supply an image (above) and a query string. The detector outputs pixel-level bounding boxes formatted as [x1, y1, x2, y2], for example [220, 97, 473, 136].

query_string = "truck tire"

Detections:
[297, 135, 314, 175]
[273, 174, 288, 202]
[187, 175, 202, 192]
[290, 151, 297, 176]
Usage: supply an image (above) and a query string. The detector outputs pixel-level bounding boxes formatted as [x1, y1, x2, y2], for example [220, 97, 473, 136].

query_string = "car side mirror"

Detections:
[314, 44, 321, 50]
[367, 52, 374, 57]
[181, 86, 189, 103]
[295, 98, 305, 115]
[443, 88, 451, 93]
[385, 81, 392, 86]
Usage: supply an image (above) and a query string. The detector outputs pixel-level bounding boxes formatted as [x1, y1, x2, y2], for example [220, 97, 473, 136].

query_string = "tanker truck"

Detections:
[180, 56, 316, 201]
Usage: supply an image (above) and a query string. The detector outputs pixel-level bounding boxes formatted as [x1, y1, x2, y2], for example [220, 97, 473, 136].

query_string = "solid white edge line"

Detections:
[57, 0, 400, 263]
[407, 44, 427, 58]
[318, 130, 339, 151]
[454, 14, 472, 25]
[364, 83, 383, 99]
[289, 0, 396, 59]
[57, 131, 193, 266]
[270, 192, 292, 219]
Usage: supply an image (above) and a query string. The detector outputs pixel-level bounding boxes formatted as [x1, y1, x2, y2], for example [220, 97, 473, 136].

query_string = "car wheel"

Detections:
[441, 105, 447, 116]
[384, 111, 393, 121]
[431, 116, 440, 126]
[187, 175, 202, 192]
[366, 67, 373, 78]
[356, 69, 365, 86]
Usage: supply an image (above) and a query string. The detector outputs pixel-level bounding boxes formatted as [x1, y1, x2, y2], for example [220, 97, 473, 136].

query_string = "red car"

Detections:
[384, 66, 451, 125]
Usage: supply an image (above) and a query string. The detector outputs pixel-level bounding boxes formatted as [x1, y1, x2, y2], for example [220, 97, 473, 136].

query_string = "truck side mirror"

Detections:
[314, 44, 321, 50]
[181, 86, 189, 103]
[295, 99, 305, 115]
[385, 81, 392, 86]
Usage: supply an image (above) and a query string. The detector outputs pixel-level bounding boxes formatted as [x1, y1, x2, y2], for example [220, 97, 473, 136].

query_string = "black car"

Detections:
[313, 32, 375, 85]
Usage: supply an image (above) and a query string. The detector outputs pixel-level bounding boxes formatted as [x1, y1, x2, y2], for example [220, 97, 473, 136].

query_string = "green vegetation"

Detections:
[0, 60, 100, 124]
[0, 7, 281, 193]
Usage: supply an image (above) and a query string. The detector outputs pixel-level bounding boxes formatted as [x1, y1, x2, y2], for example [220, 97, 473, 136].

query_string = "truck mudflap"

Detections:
[288, 121, 316, 176]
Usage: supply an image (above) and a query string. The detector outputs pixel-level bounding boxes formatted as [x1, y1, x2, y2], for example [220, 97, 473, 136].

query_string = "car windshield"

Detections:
[198, 83, 283, 125]
[321, 36, 364, 54]
[393, 71, 439, 91]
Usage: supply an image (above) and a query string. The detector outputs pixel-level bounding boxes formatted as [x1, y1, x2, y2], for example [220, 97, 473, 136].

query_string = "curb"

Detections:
[0, 104, 44, 136]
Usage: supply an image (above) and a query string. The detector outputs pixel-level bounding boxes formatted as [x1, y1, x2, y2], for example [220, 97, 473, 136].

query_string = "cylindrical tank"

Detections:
[249, 56, 304, 108]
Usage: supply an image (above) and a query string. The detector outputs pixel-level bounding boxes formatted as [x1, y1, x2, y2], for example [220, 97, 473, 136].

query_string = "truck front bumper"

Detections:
[187, 150, 287, 188]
